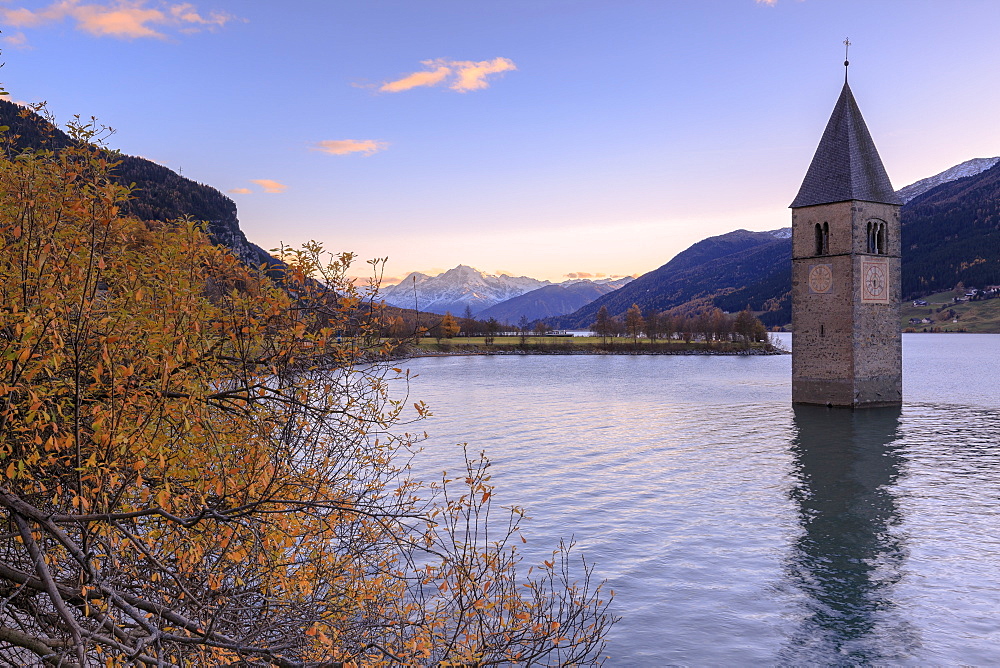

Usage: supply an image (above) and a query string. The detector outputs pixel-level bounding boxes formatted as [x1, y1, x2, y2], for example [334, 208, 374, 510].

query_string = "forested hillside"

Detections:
[552, 159, 1000, 330]
[547, 230, 790, 329]
[900, 161, 1000, 298]
[0, 99, 277, 271]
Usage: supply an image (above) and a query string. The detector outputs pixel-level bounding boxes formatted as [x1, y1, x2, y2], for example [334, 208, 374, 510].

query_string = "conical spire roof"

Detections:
[790, 82, 901, 208]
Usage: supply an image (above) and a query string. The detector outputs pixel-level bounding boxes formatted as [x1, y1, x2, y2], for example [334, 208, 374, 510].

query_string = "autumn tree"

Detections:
[712, 308, 731, 342]
[694, 307, 726, 345]
[625, 304, 643, 344]
[440, 311, 460, 339]
[734, 306, 766, 346]
[388, 314, 408, 338]
[594, 306, 612, 345]
[610, 315, 625, 339]
[0, 120, 614, 664]
[681, 316, 694, 344]
[642, 308, 660, 341]
[660, 313, 676, 342]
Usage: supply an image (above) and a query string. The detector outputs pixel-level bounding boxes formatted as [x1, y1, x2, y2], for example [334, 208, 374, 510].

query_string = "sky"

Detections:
[3, 0, 1000, 283]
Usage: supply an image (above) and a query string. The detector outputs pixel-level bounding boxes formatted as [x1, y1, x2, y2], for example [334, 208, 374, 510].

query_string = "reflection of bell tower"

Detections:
[780, 405, 916, 663]
[791, 53, 902, 407]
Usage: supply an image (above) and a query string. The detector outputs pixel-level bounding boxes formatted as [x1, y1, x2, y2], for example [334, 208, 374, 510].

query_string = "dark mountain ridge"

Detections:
[550, 158, 1000, 330]
[0, 100, 277, 272]
[547, 230, 791, 329]
[476, 280, 623, 324]
[900, 159, 1000, 297]
[9, 98, 995, 328]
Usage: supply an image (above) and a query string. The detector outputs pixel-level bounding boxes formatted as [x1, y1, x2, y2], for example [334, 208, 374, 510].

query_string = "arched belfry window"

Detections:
[867, 220, 887, 254]
[814, 222, 830, 255]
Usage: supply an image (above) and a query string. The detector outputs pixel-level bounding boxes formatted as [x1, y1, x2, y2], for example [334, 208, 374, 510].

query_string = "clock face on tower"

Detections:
[861, 258, 891, 304]
[808, 264, 833, 294]
[865, 264, 885, 296]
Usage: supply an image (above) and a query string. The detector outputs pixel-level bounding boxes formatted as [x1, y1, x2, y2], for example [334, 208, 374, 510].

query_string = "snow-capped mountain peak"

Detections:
[378, 266, 552, 315]
[896, 157, 1000, 204]
[377, 265, 635, 316]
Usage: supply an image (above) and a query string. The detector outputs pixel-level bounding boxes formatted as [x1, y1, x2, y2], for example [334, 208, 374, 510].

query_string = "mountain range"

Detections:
[388, 155, 1000, 331]
[5, 99, 998, 332]
[475, 279, 630, 323]
[896, 157, 1000, 204]
[378, 265, 632, 319]
[549, 156, 1000, 329]
[548, 229, 792, 329]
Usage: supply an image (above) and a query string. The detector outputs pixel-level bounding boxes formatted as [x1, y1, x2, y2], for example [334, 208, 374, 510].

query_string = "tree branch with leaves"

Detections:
[0, 121, 615, 665]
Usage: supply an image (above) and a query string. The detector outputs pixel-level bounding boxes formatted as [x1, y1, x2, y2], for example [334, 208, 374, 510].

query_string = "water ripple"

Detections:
[396, 336, 1000, 665]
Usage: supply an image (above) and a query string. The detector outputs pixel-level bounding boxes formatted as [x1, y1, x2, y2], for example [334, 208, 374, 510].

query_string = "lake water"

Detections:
[396, 334, 1000, 666]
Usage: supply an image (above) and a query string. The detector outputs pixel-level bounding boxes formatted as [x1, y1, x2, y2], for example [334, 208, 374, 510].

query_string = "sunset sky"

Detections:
[4, 0, 1000, 283]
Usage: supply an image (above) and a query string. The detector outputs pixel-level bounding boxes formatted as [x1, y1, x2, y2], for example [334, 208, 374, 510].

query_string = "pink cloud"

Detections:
[0, 1, 237, 40]
[450, 57, 517, 92]
[379, 65, 451, 93]
[169, 2, 229, 27]
[228, 187, 252, 194]
[1, 31, 31, 49]
[379, 57, 516, 93]
[250, 179, 287, 194]
[311, 139, 388, 156]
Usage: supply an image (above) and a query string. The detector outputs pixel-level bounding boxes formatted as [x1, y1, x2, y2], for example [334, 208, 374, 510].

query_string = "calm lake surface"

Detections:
[397, 333, 1000, 666]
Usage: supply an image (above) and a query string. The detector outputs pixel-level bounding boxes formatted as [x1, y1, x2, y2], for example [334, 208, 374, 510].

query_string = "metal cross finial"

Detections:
[844, 37, 851, 82]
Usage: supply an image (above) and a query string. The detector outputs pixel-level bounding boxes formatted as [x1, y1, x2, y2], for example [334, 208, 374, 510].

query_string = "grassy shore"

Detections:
[395, 336, 783, 356]
[901, 291, 1000, 333]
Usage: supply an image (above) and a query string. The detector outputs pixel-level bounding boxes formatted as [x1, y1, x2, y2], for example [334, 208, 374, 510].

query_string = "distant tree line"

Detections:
[366, 301, 770, 349]
[370, 307, 508, 344]
[592, 304, 768, 346]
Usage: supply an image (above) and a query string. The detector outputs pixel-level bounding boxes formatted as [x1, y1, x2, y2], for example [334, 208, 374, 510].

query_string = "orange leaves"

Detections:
[0, 136, 614, 665]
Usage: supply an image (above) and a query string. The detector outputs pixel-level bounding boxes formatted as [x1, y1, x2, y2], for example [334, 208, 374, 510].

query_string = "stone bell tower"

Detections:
[790, 58, 902, 407]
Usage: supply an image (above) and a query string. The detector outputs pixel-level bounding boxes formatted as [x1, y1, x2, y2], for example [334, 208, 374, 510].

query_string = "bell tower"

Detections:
[790, 55, 902, 407]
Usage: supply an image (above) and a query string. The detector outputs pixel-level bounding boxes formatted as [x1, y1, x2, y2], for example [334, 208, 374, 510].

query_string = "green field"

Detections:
[901, 291, 1000, 333]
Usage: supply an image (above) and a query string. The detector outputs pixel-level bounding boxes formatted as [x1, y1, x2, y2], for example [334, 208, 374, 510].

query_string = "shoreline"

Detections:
[392, 345, 787, 359]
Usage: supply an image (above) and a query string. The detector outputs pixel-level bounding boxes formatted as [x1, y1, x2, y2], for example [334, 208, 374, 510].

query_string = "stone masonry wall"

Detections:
[791, 201, 902, 406]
